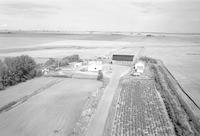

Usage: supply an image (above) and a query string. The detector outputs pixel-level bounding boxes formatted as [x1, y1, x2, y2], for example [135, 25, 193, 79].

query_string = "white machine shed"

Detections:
[88, 61, 102, 72]
[135, 61, 145, 73]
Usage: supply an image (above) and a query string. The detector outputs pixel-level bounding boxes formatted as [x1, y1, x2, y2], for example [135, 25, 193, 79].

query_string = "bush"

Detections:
[97, 70, 103, 81]
[139, 56, 157, 64]
[62, 54, 80, 63]
[59, 59, 69, 67]
[44, 55, 81, 68]
[35, 69, 43, 77]
[45, 58, 57, 67]
[0, 82, 4, 90]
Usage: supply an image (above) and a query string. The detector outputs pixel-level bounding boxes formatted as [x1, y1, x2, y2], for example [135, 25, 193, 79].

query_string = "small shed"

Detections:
[42, 68, 49, 75]
[135, 61, 145, 73]
[74, 62, 82, 68]
[71, 62, 82, 70]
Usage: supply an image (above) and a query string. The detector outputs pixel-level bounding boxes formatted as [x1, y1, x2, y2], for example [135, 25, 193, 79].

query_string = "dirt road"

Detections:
[86, 65, 129, 136]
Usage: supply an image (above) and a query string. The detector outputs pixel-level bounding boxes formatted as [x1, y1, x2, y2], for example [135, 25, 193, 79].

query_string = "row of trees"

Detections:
[45, 54, 82, 68]
[0, 55, 41, 90]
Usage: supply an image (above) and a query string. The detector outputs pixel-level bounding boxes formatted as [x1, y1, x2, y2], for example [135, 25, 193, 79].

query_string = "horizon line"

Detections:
[1, 29, 200, 35]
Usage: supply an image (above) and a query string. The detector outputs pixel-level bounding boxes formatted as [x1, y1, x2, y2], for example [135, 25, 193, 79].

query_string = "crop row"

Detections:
[111, 78, 175, 136]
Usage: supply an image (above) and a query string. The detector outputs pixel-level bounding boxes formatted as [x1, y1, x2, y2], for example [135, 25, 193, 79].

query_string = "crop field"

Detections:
[0, 77, 60, 108]
[0, 78, 102, 136]
[0, 33, 131, 49]
[110, 77, 175, 136]
[0, 48, 114, 61]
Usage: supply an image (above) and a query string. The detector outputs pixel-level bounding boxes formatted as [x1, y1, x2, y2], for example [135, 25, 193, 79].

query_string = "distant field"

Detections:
[0, 78, 102, 136]
[0, 33, 129, 49]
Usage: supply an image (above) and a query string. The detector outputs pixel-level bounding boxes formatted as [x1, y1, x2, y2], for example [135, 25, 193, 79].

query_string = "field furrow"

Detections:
[111, 77, 175, 136]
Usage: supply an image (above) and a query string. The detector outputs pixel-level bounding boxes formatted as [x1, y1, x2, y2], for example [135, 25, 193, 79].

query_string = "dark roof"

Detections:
[112, 54, 134, 61]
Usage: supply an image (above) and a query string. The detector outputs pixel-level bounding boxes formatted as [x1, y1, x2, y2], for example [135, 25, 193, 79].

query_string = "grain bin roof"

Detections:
[112, 54, 134, 61]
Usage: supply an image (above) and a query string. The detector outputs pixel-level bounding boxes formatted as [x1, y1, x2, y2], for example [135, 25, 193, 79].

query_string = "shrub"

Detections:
[97, 70, 103, 81]
[62, 54, 81, 63]
[45, 58, 57, 67]
[35, 69, 43, 77]
[59, 59, 69, 67]
[44, 55, 81, 68]
[0, 82, 4, 90]
[139, 56, 157, 64]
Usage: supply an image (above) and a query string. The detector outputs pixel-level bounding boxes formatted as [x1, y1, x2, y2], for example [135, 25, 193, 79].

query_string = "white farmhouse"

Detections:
[74, 62, 82, 68]
[135, 61, 145, 73]
[88, 61, 102, 72]
[71, 62, 82, 70]
[42, 68, 49, 75]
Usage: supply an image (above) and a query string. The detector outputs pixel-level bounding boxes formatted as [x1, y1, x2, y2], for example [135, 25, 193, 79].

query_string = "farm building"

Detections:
[73, 62, 82, 69]
[88, 61, 102, 72]
[42, 68, 49, 75]
[112, 54, 134, 65]
[135, 61, 145, 73]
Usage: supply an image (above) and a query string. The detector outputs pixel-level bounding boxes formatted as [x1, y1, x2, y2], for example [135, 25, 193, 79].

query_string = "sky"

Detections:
[0, 0, 200, 33]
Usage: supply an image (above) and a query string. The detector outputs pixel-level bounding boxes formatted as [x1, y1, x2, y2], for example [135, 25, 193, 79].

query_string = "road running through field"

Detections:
[86, 65, 130, 136]
[86, 47, 144, 136]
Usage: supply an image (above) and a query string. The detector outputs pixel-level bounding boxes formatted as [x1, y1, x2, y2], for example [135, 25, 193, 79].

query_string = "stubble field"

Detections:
[0, 78, 102, 136]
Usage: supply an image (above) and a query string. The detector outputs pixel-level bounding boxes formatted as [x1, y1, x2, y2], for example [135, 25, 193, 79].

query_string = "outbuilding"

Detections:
[112, 54, 134, 66]
[135, 61, 145, 73]
[88, 61, 102, 72]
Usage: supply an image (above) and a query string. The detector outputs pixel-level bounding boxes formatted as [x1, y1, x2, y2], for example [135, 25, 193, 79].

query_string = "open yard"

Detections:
[0, 78, 102, 136]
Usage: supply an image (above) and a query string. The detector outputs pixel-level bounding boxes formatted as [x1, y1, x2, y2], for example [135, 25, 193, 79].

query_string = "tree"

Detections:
[97, 70, 103, 81]
[62, 54, 80, 63]
[45, 58, 56, 67]
[0, 60, 7, 90]
[2, 55, 37, 86]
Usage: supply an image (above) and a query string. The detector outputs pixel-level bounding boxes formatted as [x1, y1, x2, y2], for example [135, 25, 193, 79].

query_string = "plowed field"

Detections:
[110, 77, 175, 136]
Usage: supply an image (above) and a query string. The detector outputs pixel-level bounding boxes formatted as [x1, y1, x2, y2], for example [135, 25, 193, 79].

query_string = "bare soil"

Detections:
[0, 78, 102, 136]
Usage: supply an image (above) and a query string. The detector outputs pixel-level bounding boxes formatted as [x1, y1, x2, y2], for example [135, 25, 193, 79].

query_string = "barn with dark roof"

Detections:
[112, 54, 134, 65]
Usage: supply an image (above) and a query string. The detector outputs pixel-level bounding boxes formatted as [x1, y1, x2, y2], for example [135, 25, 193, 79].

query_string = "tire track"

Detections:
[0, 79, 63, 114]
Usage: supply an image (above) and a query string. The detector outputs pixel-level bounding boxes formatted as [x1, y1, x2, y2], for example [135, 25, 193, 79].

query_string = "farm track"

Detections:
[0, 79, 63, 114]
[110, 76, 175, 136]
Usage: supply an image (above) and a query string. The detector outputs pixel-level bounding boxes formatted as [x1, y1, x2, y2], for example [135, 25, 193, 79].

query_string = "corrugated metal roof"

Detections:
[112, 54, 134, 61]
